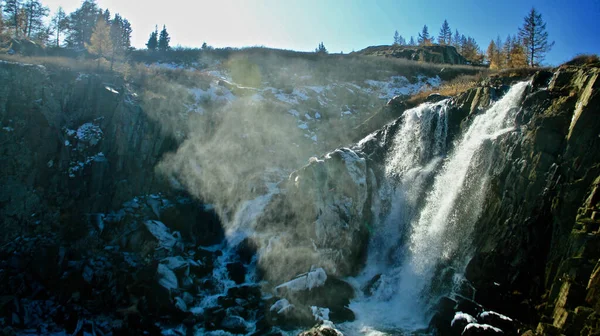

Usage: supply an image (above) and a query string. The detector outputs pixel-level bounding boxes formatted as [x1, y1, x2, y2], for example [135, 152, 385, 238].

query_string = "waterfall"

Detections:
[344, 82, 529, 334]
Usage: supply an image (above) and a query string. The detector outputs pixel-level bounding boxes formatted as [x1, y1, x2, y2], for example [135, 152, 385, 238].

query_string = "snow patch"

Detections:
[275, 267, 327, 294]
[451, 312, 477, 327]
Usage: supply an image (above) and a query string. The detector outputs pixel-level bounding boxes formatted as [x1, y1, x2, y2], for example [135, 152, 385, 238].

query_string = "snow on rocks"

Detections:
[311, 306, 331, 321]
[270, 298, 294, 314]
[275, 268, 327, 294]
[143, 220, 182, 251]
[462, 323, 504, 335]
[452, 312, 477, 327]
[76, 123, 103, 145]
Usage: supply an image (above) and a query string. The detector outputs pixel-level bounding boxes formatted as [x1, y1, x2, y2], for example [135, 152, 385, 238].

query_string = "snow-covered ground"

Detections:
[182, 67, 441, 149]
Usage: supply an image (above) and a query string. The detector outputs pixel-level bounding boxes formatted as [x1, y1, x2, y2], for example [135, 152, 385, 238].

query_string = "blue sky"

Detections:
[42, 0, 600, 65]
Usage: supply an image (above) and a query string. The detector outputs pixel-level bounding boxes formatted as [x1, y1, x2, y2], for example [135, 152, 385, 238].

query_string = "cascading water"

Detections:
[343, 81, 529, 335]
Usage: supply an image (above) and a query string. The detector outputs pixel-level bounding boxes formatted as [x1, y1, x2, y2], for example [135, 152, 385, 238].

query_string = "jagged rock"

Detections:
[221, 315, 248, 334]
[160, 202, 224, 246]
[236, 237, 258, 264]
[298, 323, 344, 336]
[355, 45, 467, 65]
[227, 262, 246, 284]
[451, 312, 478, 336]
[478, 311, 516, 335]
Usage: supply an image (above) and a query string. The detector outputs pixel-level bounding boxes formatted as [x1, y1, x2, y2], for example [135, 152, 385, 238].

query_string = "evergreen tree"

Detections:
[50, 7, 68, 47]
[23, 0, 48, 39]
[461, 36, 482, 64]
[0, 5, 4, 35]
[315, 41, 327, 54]
[120, 18, 132, 49]
[494, 35, 504, 68]
[518, 7, 554, 67]
[3, 0, 21, 37]
[158, 25, 170, 51]
[146, 25, 158, 51]
[417, 25, 430, 45]
[65, 0, 101, 48]
[86, 18, 111, 69]
[409, 36, 415, 46]
[502, 35, 513, 67]
[102, 9, 110, 22]
[393, 30, 400, 45]
[452, 29, 461, 51]
[438, 19, 451, 45]
[107, 13, 128, 69]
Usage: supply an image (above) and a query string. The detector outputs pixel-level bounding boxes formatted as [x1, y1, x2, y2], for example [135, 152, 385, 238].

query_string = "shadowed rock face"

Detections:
[0, 60, 179, 242]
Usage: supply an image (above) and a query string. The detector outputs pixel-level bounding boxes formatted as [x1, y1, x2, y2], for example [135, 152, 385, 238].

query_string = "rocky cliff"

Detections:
[355, 45, 468, 65]
[1, 56, 600, 336]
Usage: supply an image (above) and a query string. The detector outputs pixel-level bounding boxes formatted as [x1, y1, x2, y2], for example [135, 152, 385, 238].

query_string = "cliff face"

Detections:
[0, 60, 177, 243]
[1, 57, 599, 335]
[462, 65, 600, 334]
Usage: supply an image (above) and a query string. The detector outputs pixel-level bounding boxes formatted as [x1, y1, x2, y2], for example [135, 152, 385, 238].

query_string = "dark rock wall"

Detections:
[0, 61, 177, 243]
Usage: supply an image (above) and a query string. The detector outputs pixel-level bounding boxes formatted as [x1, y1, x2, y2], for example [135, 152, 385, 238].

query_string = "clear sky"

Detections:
[41, 0, 600, 65]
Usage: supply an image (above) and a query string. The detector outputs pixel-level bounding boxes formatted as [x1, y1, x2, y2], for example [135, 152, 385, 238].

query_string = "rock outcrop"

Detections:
[355, 45, 468, 65]
[453, 64, 600, 334]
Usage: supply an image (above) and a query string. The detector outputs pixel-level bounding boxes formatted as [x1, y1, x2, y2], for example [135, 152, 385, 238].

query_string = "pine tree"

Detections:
[0, 5, 4, 35]
[66, 0, 101, 48]
[23, 0, 48, 39]
[438, 19, 451, 45]
[518, 7, 554, 67]
[461, 36, 481, 64]
[146, 25, 158, 51]
[393, 30, 400, 45]
[3, 0, 21, 37]
[398, 35, 405, 45]
[315, 42, 327, 54]
[417, 25, 430, 45]
[50, 7, 67, 47]
[409, 36, 415, 46]
[102, 9, 110, 22]
[502, 35, 513, 67]
[158, 25, 170, 51]
[452, 29, 461, 52]
[494, 36, 504, 69]
[86, 18, 111, 69]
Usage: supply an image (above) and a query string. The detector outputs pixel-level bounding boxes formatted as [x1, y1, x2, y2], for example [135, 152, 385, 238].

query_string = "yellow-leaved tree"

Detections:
[86, 19, 112, 70]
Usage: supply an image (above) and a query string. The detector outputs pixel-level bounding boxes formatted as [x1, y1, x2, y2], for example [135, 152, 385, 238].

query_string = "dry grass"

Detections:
[563, 54, 600, 67]
[408, 73, 485, 104]
[0, 54, 111, 73]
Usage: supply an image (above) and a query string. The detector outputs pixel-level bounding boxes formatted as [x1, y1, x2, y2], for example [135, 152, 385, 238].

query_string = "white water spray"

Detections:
[344, 82, 529, 334]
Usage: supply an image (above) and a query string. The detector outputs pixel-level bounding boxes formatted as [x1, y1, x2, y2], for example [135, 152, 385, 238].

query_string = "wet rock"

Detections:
[478, 311, 516, 335]
[362, 273, 382, 296]
[227, 262, 246, 284]
[462, 323, 504, 335]
[298, 323, 344, 336]
[451, 312, 477, 336]
[160, 202, 224, 246]
[220, 315, 248, 334]
[456, 297, 484, 317]
[236, 237, 258, 264]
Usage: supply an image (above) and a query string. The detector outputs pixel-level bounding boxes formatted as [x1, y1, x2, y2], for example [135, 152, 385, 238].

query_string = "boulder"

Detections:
[462, 323, 504, 335]
[220, 315, 248, 334]
[227, 262, 246, 284]
[478, 311, 516, 334]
